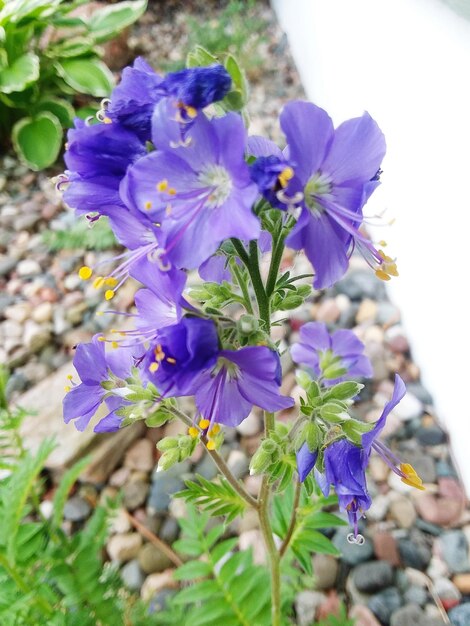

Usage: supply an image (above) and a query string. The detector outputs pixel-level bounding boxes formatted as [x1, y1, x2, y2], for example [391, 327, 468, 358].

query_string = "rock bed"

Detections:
[3, 0, 470, 624]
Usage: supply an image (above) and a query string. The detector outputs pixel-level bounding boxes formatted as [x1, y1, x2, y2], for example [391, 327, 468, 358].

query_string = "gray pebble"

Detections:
[449, 602, 470, 626]
[439, 530, 470, 574]
[63, 496, 91, 522]
[120, 559, 144, 591]
[368, 587, 402, 625]
[353, 560, 394, 593]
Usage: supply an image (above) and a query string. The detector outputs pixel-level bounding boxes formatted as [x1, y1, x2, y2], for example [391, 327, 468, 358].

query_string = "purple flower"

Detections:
[144, 317, 219, 396]
[198, 254, 232, 283]
[63, 335, 136, 432]
[122, 111, 260, 269]
[193, 346, 294, 428]
[277, 101, 387, 289]
[291, 322, 372, 384]
[63, 119, 146, 217]
[161, 64, 231, 111]
[131, 256, 186, 340]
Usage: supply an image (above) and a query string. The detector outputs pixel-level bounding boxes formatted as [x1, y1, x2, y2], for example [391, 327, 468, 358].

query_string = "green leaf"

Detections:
[55, 58, 114, 97]
[172, 580, 220, 604]
[87, 0, 147, 43]
[0, 53, 39, 94]
[186, 45, 218, 68]
[12, 112, 63, 170]
[173, 560, 212, 581]
[175, 474, 246, 524]
[49, 36, 96, 59]
[0, 0, 61, 25]
[323, 381, 364, 401]
[35, 98, 75, 127]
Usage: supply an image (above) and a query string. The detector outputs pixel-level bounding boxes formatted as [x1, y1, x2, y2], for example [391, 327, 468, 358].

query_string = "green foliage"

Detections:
[272, 483, 346, 574]
[0, 0, 147, 169]
[155, 506, 274, 626]
[314, 603, 355, 626]
[43, 216, 117, 251]
[175, 473, 247, 524]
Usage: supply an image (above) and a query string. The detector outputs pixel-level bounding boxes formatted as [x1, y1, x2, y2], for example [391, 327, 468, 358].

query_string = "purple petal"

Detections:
[296, 443, 318, 482]
[331, 329, 365, 357]
[199, 255, 232, 283]
[195, 370, 253, 428]
[247, 135, 283, 159]
[299, 322, 331, 352]
[94, 411, 122, 433]
[73, 336, 107, 384]
[362, 374, 407, 449]
[63, 384, 103, 430]
[280, 101, 334, 183]
[321, 112, 386, 186]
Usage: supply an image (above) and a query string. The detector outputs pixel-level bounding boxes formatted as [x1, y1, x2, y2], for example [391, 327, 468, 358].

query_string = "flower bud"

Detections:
[157, 447, 180, 472]
[249, 438, 280, 475]
[237, 314, 259, 336]
[156, 436, 179, 452]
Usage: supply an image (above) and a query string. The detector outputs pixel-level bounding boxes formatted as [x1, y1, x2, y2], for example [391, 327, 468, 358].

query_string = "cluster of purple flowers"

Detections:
[61, 57, 417, 537]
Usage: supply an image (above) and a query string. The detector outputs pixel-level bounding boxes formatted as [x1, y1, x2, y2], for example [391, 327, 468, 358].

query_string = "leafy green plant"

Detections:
[315, 603, 355, 626]
[0, 0, 147, 169]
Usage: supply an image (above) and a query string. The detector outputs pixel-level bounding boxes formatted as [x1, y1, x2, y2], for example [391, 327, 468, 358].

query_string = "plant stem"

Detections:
[257, 411, 281, 626]
[266, 224, 286, 297]
[231, 238, 270, 330]
[169, 407, 258, 509]
[279, 479, 301, 557]
[125, 510, 183, 567]
[231, 261, 254, 314]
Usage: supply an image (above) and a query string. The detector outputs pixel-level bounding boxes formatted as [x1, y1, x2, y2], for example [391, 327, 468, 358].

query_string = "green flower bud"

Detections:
[237, 314, 259, 336]
[156, 436, 179, 452]
[157, 447, 180, 472]
[249, 439, 280, 475]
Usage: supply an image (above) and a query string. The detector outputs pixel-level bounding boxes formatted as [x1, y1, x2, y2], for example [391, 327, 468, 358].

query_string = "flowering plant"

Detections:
[59, 48, 421, 624]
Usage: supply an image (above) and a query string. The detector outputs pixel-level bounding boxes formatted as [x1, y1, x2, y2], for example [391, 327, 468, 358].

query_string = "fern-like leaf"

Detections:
[174, 474, 246, 523]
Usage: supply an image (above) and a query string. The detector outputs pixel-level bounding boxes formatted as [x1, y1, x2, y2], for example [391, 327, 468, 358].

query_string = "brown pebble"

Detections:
[453, 573, 470, 594]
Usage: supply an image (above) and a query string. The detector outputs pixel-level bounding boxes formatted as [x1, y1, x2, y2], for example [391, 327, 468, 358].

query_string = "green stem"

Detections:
[0, 554, 54, 615]
[257, 411, 281, 626]
[279, 479, 301, 557]
[266, 225, 286, 298]
[231, 238, 270, 330]
[231, 261, 254, 314]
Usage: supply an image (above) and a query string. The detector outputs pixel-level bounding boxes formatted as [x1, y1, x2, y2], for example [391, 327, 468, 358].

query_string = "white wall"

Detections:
[272, 0, 470, 491]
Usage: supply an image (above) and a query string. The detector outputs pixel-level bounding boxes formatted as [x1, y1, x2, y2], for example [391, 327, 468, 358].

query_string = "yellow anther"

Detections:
[96, 311, 104, 316]
[378, 250, 393, 263]
[188, 426, 199, 438]
[208, 424, 221, 437]
[199, 419, 210, 429]
[379, 240, 387, 247]
[105, 289, 115, 301]
[206, 440, 216, 451]
[93, 276, 105, 289]
[111, 341, 119, 349]
[400, 463, 425, 490]
[103, 117, 112, 124]
[278, 166, 294, 188]
[64, 385, 71, 393]
[375, 269, 391, 281]
[185, 105, 197, 119]
[97, 336, 106, 342]
[78, 266, 93, 280]
[157, 179, 169, 192]
[67, 374, 73, 380]
[168, 187, 176, 196]
[149, 362, 159, 373]
[166, 357, 176, 364]
[144, 201, 152, 210]
[104, 277, 118, 287]
[386, 264, 399, 277]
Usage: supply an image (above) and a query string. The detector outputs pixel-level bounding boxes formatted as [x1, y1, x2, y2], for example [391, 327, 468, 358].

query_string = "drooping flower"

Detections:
[122, 111, 260, 269]
[296, 374, 424, 537]
[274, 101, 390, 289]
[63, 335, 137, 432]
[160, 64, 232, 113]
[291, 321, 372, 385]
[193, 346, 294, 429]
[62, 119, 146, 218]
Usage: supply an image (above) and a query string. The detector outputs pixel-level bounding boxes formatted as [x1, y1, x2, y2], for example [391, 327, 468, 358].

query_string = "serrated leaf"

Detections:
[12, 112, 62, 170]
[173, 559, 212, 581]
[172, 580, 220, 604]
[55, 58, 114, 97]
[0, 52, 39, 94]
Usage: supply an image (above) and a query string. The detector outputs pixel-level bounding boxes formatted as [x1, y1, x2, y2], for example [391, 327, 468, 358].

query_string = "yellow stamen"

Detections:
[105, 290, 115, 301]
[64, 385, 71, 393]
[149, 362, 159, 373]
[400, 463, 425, 490]
[96, 311, 104, 316]
[206, 440, 216, 451]
[278, 166, 294, 189]
[144, 201, 152, 210]
[103, 117, 112, 124]
[104, 277, 118, 287]
[375, 269, 391, 281]
[93, 276, 105, 289]
[66, 374, 73, 380]
[188, 427, 199, 438]
[97, 336, 106, 342]
[185, 105, 197, 119]
[168, 188, 176, 196]
[379, 240, 387, 247]
[199, 419, 210, 429]
[166, 357, 176, 364]
[157, 179, 168, 192]
[78, 266, 93, 280]
[111, 341, 119, 349]
[208, 424, 221, 437]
